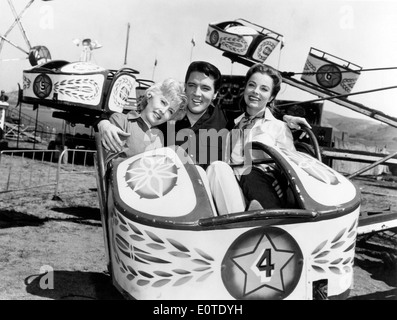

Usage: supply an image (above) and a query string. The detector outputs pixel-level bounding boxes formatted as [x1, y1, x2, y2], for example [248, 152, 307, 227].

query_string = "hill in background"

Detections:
[4, 91, 93, 136]
[321, 110, 397, 153]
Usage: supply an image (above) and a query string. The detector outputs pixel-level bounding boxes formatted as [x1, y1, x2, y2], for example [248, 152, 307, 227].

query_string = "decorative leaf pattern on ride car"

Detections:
[113, 211, 215, 288]
[310, 218, 358, 274]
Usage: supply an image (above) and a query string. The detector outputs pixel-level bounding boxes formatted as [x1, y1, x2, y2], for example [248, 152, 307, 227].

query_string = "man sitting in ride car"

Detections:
[97, 61, 310, 170]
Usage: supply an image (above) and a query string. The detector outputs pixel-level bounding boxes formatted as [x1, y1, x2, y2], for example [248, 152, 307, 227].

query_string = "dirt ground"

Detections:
[0, 151, 396, 300]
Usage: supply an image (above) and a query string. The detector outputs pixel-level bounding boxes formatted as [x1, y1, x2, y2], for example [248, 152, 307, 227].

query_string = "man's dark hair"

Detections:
[184, 61, 222, 93]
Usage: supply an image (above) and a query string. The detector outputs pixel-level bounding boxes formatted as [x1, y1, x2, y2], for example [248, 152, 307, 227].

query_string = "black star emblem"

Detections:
[33, 74, 52, 98]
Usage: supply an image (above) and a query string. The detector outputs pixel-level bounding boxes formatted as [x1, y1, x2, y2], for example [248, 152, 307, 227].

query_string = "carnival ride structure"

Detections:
[94, 134, 361, 300]
[0, 0, 52, 66]
[12, 16, 397, 300]
[0, 0, 138, 147]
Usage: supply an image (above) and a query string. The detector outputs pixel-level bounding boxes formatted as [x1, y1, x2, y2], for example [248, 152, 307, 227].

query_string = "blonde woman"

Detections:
[108, 78, 187, 159]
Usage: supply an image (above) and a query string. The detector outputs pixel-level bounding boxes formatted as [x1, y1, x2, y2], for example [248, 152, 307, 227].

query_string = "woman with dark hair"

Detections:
[207, 63, 296, 214]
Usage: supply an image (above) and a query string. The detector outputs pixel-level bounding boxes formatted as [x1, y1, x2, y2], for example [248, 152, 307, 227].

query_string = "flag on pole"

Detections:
[154, 58, 157, 66]
[191, 37, 195, 47]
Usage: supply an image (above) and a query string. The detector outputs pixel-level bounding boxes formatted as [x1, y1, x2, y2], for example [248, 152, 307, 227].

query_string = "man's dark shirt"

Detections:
[98, 104, 285, 169]
[158, 104, 254, 169]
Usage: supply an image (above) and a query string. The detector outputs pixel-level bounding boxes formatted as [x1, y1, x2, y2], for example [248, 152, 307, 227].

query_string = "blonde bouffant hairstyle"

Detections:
[139, 78, 187, 121]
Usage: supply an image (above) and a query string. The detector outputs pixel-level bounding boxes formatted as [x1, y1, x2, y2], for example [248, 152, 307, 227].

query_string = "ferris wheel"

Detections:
[0, 0, 52, 66]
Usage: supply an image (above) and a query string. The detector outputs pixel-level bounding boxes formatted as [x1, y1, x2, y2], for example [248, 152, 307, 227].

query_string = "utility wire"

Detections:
[277, 85, 397, 108]
[281, 66, 397, 77]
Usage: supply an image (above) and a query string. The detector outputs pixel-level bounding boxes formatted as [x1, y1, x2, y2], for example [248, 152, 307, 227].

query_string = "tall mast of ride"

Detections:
[124, 23, 130, 65]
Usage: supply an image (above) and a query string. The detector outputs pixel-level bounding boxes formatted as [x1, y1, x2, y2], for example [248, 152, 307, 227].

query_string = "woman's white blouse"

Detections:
[226, 108, 296, 178]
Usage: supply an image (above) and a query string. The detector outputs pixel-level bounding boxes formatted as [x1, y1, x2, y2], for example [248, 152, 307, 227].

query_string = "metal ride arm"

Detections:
[0, 0, 35, 55]
[94, 133, 107, 213]
[93, 132, 112, 273]
[281, 76, 397, 128]
[293, 125, 322, 161]
[348, 150, 397, 179]
[222, 52, 397, 128]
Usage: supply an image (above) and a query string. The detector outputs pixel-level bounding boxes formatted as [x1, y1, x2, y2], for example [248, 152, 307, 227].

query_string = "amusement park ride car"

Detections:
[12, 17, 397, 300]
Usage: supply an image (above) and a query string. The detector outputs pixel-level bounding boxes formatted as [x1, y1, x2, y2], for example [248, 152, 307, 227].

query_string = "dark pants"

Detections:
[239, 167, 287, 209]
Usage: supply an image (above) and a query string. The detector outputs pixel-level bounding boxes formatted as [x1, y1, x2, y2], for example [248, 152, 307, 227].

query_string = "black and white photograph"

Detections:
[0, 0, 396, 304]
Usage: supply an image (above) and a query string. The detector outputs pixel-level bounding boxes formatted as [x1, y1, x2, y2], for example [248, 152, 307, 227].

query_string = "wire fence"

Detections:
[0, 149, 97, 196]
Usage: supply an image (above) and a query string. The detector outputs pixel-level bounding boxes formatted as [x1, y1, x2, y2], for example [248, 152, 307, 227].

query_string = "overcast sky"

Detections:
[1, 0, 397, 120]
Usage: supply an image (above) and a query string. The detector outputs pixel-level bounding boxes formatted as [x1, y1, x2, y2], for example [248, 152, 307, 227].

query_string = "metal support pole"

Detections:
[347, 150, 397, 179]
[33, 104, 39, 149]
[17, 98, 22, 149]
[0, 0, 35, 54]
[6, 0, 33, 50]
[124, 23, 130, 65]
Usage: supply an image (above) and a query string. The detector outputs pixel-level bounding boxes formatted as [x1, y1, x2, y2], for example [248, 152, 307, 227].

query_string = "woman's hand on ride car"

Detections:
[283, 115, 312, 130]
[98, 120, 130, 152]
